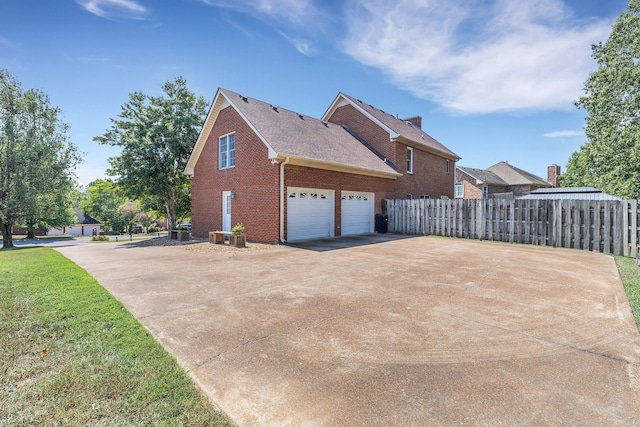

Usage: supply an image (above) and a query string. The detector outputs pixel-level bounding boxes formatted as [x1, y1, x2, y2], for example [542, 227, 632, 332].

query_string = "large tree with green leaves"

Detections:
[80, 179, 127, 233]
[562, 0, 640, 198]
[0, 70, 81, 248]
[95, 77, 207, 229]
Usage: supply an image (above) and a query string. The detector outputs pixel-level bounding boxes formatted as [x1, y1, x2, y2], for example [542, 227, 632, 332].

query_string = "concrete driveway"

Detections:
[56, 236, 640, 426]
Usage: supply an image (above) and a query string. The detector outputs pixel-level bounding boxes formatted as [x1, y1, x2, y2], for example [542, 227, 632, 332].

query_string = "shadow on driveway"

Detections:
[286, 233, 413, 252]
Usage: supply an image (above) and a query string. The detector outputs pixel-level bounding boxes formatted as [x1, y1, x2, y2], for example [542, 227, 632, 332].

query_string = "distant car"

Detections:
[179, 222, 192, 231]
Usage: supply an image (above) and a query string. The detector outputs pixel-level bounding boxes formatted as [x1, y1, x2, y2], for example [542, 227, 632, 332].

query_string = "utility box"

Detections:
[375, 213, 388, 233]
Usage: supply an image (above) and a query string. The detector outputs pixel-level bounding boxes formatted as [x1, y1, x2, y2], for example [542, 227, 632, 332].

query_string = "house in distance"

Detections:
[185, 88, 460, 243]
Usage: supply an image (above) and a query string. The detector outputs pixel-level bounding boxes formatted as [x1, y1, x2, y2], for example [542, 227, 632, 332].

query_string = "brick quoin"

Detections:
[192, 99, 455, 243]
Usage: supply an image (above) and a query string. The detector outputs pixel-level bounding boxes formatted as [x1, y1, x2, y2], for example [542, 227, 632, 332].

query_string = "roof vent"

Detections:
[239, 95, 248, 103]
[270, 105, 278, 112]
[357, 98, 362, 103]
[322, 121, 328, 127]
[368, 104, 374, 108]
[406, 121, 414, 127]
[298, 114, 304, 120]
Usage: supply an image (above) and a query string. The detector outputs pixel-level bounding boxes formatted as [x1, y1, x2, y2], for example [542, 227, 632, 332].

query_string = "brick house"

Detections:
[455, 162, 553, 199]
[185, 88, 459, 243]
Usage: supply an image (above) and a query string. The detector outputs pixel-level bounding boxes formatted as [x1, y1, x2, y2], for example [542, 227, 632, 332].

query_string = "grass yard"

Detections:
[615, 256, 640, 331]
[0, 247, 232, 426]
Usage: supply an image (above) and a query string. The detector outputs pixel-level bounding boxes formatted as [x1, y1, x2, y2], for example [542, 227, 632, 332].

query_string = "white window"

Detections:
[454, 183, 464, 198]
[420, 195, 430, 200]
[219, 133, 236, 169]
[406, 147, 413, 174]
[406, 194, 413, 200]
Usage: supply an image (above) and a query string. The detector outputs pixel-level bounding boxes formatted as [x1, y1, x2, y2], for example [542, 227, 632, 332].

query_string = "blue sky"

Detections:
[1, 0, 630, 186]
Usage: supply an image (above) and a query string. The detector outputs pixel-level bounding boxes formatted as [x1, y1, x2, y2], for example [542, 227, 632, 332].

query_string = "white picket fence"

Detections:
[383, 198, 640, 257]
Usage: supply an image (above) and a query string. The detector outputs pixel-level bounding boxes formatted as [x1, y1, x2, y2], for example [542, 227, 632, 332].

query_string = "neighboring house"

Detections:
[48, 209, 101, 236]
[185, 88, 460, 243]
[519, 187, 622, 201]
[455, 162, 552, 199]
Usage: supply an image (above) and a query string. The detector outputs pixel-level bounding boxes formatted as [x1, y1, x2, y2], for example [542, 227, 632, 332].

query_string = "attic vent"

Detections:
[298, 114, 304, 120]
[381, 109, 385, 114]
[368, 104, 374, 108]
[407, 121, 414, 127]
[271, 105, 278, 112]
[356, 98, 362, 103]
[239, 95, 248, 103]
[322, 121, 328, 127]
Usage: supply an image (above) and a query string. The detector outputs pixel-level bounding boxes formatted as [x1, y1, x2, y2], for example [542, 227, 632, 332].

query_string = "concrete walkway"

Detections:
[56, 236, 640, 426]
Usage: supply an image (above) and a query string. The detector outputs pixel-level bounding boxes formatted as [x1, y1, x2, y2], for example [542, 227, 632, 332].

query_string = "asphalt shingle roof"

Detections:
[220, 88, 399, 177]
[338, 93, 460, 160]
[486, 162, 550, 187]
[457, 166, 509, 186]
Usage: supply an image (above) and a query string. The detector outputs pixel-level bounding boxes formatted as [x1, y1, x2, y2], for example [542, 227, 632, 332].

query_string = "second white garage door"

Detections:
[287, 187, 334, 241]
[341, 191, 374, 236]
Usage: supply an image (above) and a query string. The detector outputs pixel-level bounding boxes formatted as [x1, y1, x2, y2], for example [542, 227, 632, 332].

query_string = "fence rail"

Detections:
[383, 198, 640, 257]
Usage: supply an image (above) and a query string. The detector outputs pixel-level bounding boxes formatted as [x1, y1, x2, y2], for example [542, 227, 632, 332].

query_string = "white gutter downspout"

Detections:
[279, 157, 290, 243]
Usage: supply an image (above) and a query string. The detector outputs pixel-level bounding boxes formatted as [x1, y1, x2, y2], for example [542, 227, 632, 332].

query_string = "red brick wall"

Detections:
[284, 165, 396, 239]
[328, 104, 454, 199]
[191, 106, 280, 243]
[327, 104, 396, 165]
[396, 144, 454, 199]
[456, 169, 485, 199]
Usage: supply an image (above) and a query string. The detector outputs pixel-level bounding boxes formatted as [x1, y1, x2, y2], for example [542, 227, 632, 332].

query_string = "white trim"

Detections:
[218, 132, 236, 170]
[184, 89, 277, 176]
[321, 93, 399, 139]
[279, 157, 290, 243]
[407, 146, 413, 174]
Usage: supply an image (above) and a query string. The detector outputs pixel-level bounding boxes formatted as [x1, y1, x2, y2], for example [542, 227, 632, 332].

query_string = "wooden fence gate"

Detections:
[383, 198, 640, 257]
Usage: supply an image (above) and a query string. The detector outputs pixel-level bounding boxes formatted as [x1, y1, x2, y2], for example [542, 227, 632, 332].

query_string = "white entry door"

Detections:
[341, 191, 375, 236]
[222, 191, 232, 231]
[287, 187, 334, 241]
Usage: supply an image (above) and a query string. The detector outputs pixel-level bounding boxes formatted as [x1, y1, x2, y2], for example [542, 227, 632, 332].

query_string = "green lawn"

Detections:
[615, 256, 640, 331]
[0, 247, 232, 426]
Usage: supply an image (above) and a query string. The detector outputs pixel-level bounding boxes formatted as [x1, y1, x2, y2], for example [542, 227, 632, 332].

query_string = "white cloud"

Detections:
[280, 32, 314, 55]
[342, 0, 613, 114]
[76, 0, 147, 19]
[199, 0, 317, 25]
[543, 130, 584, 138]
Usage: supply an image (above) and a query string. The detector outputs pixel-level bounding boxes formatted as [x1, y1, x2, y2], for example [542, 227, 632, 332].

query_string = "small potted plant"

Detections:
[229, 223, 246, 248]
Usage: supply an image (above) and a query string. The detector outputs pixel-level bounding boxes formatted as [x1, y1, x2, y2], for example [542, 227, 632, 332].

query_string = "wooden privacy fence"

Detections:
[383, 198, 640, 257]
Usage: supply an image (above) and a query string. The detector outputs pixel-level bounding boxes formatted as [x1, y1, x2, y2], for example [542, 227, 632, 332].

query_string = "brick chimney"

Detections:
[547, 164, 561, 187]
[403, 116, 422, 129]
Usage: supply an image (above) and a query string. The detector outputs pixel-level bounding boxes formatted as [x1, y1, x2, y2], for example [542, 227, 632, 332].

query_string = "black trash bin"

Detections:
[375, 213, 388, 233]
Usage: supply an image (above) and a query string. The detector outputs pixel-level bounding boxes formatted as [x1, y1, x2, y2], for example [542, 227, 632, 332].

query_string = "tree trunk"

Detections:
[165, 187, 176, 230]
[26, 229, 35, 239]
[1, 222, 14, 249]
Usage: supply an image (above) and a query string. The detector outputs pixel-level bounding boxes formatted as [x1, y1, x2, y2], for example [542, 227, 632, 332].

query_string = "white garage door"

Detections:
[287, 187, 334, 241]
[341, 191, 374, 236]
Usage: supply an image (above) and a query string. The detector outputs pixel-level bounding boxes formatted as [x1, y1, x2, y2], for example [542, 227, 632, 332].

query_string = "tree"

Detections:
[562, 0, 640, 198]
[95, 77, 207, 229]
[80, 179, 127, 232]
[0, 70, 81, 248]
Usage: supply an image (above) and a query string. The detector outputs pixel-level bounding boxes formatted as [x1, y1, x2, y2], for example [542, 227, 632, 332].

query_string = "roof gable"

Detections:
[457, 166, 508, 186]
[457, 162, 551, 187]
[487, 162, 550, 187]
[322, 93, 460, 160]
[185, 88, 400, 178]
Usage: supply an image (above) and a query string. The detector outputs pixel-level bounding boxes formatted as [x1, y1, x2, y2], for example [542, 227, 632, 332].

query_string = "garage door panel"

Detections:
[287, 187, 334, 241]
[341, 191, 374, 236]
